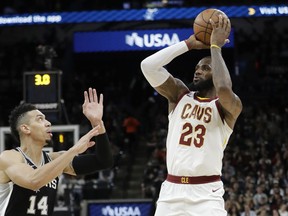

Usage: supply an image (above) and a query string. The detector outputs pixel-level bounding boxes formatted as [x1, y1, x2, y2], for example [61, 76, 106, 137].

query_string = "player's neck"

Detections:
[196, 88, 216, 98]
[19, 144, 43, 166]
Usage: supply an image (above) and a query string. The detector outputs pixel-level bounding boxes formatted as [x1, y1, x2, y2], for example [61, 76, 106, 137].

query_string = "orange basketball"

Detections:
[193, 8, 231, 45]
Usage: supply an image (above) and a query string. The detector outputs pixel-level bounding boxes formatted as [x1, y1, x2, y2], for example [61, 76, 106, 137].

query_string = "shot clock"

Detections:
[23, 71, 62, 113]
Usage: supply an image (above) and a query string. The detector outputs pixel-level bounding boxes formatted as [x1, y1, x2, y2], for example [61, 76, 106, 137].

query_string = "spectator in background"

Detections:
[253, 184, 269, 209]
[278, 203, 288, 216]
[270, 179, 285, 197]
[240, 203, 257, 216]
[98, 169, 114, 187]
[122, 111, 140, 154]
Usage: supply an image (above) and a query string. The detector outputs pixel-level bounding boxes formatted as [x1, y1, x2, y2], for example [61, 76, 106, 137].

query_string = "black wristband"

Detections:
[95, 132, 109, 145]
[72, 133, 113, 175]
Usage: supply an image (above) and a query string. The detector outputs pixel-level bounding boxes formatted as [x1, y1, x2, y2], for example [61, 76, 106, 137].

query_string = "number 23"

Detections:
[179, 122, 206, 147]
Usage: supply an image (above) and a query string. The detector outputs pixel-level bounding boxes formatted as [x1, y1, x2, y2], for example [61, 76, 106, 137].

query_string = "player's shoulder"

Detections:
[0, 149, 22, 169]
[170, 77, 190, 97]
[0, 149, 20, 159]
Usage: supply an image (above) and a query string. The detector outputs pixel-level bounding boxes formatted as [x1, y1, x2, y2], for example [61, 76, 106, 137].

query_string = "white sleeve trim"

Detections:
[140, 41, 189, 87]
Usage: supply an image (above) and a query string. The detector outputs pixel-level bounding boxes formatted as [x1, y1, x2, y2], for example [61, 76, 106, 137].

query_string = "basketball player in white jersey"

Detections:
[141, 15, 242, 215]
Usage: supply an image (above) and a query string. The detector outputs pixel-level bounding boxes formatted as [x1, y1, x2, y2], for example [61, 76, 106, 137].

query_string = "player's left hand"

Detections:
[82, 88, 104, 127]
[210, 14, 230, 47]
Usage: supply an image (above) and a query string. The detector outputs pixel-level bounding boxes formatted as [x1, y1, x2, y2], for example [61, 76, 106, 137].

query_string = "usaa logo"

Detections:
[101, 206, 141, 216]
[125, 32, 180, 48]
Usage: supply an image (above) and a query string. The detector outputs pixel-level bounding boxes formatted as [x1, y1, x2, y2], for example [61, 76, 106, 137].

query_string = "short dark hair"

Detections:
[8, 103, 37, 143]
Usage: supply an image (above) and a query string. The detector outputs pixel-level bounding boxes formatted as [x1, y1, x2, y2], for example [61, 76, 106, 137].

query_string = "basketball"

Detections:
[193, 8, 231, 45]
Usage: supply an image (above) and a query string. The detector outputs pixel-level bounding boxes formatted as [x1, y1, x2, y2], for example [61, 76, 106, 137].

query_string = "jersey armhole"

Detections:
[215, 100, 225, 124]
[170, 90, 189, 114]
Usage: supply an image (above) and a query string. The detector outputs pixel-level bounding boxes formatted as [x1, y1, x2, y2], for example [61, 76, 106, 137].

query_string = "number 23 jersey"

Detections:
[166, 91, 233, 177]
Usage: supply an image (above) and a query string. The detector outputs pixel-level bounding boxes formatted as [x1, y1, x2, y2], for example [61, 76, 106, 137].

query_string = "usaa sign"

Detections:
[86, 201, 153, 216]
[74, 28, 234, 52]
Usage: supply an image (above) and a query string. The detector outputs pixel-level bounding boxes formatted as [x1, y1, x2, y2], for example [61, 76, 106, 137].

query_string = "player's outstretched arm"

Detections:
[0, 126, 99, 191]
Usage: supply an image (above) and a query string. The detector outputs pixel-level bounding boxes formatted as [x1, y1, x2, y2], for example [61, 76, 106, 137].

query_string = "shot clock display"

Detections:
[23, 71, 62, 111]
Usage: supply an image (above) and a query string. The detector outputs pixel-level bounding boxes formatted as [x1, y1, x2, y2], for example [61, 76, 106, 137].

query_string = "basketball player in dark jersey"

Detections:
[0, 88, 113, 216]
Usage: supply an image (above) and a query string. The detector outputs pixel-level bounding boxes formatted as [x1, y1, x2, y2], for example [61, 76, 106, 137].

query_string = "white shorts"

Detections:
[154, 180, 227, 216]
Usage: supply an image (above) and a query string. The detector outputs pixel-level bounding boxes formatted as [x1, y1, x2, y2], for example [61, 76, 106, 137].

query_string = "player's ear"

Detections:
[19, 124, 31, 135]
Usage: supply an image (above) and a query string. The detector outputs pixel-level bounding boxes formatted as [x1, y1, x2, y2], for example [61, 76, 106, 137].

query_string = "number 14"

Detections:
[27, 195, 48, 215]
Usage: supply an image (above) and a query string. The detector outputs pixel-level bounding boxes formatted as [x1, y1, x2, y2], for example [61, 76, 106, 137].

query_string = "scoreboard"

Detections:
[23, 71, 62, 122]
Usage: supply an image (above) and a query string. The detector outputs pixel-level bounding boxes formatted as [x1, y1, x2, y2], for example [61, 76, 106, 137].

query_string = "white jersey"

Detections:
[166, 91, 233, 176]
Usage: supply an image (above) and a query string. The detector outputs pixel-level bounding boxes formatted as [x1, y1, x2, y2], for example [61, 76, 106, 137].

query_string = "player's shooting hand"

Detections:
[210, 15, 230, 47]
[82, 88, 104, 127]
[185, 35, 210, 50]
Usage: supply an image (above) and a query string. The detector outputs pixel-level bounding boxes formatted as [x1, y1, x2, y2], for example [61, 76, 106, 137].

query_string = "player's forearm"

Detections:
[142, 41, 188, 69]
[90, 120, 106, 134]
[210, 47, 232, 91]
[93, 132, 113, 167]
[72, 133, 113, 175]
[27, 149, 78, 190]
[141, 41, 188, 87]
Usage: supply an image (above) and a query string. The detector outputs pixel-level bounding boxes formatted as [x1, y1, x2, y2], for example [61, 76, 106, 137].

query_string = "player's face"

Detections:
[23, 110, 53, 145]
[191, 58, 213, 91]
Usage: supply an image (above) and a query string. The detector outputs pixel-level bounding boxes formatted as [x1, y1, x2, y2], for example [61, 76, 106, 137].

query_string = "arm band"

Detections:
[211, 44, 221, 49]
[72, 133, 113, 175]
[140, 41, 189, 87]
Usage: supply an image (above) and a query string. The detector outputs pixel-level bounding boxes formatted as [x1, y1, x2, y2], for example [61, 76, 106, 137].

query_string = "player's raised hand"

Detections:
[82, 88, 104, 127]
[210, 14, 230, 47]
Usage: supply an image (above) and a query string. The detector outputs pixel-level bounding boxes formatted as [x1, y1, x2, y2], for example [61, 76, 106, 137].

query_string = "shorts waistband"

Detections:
[166, 174, 221, 184]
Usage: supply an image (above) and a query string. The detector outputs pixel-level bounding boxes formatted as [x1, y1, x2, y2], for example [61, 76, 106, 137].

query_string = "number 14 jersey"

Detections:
[0, 148, 59, 216]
